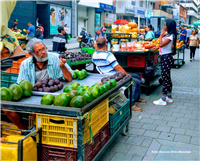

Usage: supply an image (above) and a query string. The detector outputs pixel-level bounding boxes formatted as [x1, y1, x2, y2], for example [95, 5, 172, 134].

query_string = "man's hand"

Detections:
[59, 58, 67, 68]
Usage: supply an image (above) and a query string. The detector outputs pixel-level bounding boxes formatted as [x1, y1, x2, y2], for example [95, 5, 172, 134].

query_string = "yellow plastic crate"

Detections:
[36, 115, 78, 148]
[84, 98, 109, 144]
[1, 121, 21, 137]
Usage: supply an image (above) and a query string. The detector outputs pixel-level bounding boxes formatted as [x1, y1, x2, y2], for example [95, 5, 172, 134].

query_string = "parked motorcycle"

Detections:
[77, 34, 94, 48]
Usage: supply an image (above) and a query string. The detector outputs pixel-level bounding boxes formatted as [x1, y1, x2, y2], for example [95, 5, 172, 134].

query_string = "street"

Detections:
[99, 48, 200, 161]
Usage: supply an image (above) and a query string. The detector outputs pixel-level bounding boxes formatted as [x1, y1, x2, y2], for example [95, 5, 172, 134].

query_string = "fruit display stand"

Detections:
[111, 50, 162, 95]
[1, 73, 133, 161]
[104, 32, 132, 42]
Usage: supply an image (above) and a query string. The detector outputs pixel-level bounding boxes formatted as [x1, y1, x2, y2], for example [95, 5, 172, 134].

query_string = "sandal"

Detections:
[132, 104, 143, 111]
[136, 98, 147, 104]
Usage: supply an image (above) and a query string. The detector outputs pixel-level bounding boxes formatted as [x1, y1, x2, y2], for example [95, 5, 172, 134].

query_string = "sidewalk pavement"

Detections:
[100, 48, 200, 161]
[43, 37, 95, 50]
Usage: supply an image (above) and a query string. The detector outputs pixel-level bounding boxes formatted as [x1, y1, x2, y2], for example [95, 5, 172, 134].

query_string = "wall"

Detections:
[79, 0, 112, 8]
[153, 9, 172, 18]
[78, 6, 87, 17]
[8, 1, 36, 29]
[87, 8, 95, 36]
[179, 5, 187, 20]
[72, 0, 76, 37]
[39, 0, 72, 7]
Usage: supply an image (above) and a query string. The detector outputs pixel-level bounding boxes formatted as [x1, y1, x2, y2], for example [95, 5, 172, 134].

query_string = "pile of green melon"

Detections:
[41, 79, 117, 108]
[1, 80, 33, 101]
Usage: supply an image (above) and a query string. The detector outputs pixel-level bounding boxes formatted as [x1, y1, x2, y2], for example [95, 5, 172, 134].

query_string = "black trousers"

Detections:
[186, 37, 190, 48]
[64, 33, 68, 43]
[161, 54, 173, 95]
[190, 46, 196, 59]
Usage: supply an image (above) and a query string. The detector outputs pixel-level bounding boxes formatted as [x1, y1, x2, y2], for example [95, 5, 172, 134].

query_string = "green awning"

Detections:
[193, 20, 200, 26]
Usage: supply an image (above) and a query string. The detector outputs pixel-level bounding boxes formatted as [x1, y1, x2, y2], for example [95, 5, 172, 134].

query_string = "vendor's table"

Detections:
[111, 50, 162, 95]
[1, 73, 132, 161]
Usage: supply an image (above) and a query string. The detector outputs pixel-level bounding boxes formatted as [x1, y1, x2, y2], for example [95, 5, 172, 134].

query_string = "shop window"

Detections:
[140, 0, 143, 7]
[95, 13, 101, 27]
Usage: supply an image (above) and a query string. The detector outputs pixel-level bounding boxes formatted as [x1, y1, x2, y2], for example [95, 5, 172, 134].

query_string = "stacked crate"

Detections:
[36, 98, 109, 161]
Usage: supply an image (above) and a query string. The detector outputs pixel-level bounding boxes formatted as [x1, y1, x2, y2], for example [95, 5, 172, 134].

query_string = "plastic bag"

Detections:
[68, 34, 71, 40]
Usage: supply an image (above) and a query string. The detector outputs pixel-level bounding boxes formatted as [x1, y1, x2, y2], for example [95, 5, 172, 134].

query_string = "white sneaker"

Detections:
[166, 97, 173, 103]
[153, 98, 167, 106]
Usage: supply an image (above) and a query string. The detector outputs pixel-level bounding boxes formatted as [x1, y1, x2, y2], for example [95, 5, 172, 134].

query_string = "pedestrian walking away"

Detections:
[179, 25, 187, 53]
[152, 19, 177, 106]
[186, 26, 192, 49]
[188, 29, 199, 62]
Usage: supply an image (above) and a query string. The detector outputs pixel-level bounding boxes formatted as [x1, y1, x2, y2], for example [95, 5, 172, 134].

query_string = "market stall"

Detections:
[1, 73, 133, 161]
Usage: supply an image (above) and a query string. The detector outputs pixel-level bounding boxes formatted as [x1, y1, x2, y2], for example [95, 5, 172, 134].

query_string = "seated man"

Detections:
[52, 26, 67, 53]
[93, 37, 146, 111]
[4, 38, 73, 130]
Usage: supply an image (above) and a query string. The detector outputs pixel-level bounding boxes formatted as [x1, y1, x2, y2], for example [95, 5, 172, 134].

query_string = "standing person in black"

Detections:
[52, 26, 67, 53]
[11, 19, 19, 32]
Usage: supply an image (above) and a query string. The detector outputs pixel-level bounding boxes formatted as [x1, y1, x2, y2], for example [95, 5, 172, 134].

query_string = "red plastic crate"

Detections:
[42, 144, 77, 161]
[85, 122, 109, 161]
[127, 55, 146, 67]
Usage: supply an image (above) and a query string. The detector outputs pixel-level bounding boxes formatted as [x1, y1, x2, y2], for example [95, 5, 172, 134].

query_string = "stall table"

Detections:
[1, 73, 132, 161]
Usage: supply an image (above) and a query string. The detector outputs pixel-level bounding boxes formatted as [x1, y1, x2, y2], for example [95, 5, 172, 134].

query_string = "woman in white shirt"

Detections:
[152, 19, 177, 106]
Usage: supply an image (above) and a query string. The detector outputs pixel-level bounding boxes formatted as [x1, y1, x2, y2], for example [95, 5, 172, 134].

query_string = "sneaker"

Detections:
[166, 97, 173, 103]
[190, 59, 192, 62]
[153, 98, 167, 106]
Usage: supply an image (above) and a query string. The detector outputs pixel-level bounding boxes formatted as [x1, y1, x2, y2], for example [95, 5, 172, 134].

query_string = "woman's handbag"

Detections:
[96, 30, 101, 35]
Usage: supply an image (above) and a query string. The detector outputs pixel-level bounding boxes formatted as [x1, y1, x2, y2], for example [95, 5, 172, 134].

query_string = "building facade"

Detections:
[77, 0, 116, 37]
[8, 0, 76, 38]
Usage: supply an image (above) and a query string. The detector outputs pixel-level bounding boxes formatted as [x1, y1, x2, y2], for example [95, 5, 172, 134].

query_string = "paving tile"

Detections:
[110, 143, 131, 153]
[131, 116, 142, 123]
[143, 130, 160, 138]
[174, 134, 191, 144]
[153, 120, 168, 126]
[150, 114, 164, 120]
[130, 156, 143, 161]
[184, 114, 198, 119]
[176, 106, 189, 110]
[139, 118, 155, 124]
[159, 111, 173, 116]
[155, 125, 171, 133]
[180, 123, 195, 130]
[189, 119, 199, 125]
[163, 116, 176, 121]
[168, 109, 181, 113]
[129, 128, 146, 136]
[101, 151, 116, 161]
[131, 111, 141, 117]
[143, 140, 161, 161]
[185, 129, 199, 137]
[158, 132, 175, 141]
[155, 145, 199, 161]
[176, 117, 190, 123]
[127, 145, 148, 156]
[141, 123, 157, 130]
[125, 136, 144, 146]
[190, 137, 200, 146]
[139, 113, 152, 118]
[141, 139, 153, 148]
[183, 102, 195, 106]
[129, 122, 144, 128]
[172, 112, 184, 118]
[170, 127, 185, 134]
[114, 135, 129, 143]
[167, 121, 181, 127]
[147, 110, 161, 115]
[180, 109, 192, 114]
[111, 152, 133, 161]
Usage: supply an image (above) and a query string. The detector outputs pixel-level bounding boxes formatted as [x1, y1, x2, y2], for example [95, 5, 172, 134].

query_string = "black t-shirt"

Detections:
[11, 23, 18, 30]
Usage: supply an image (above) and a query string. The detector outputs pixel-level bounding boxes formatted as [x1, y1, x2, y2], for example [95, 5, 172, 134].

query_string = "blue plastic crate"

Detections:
[109, 100, 130, 136]
[1, 72, 18, 88]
